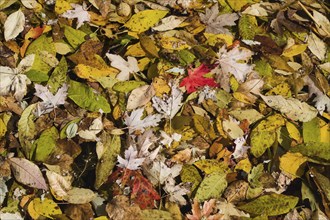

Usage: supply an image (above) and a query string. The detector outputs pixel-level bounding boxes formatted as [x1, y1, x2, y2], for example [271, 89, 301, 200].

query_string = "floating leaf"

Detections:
[238, 194, 299, 216]
[68, 80, 111, 113]
[9, 157, 48, 190]
[195, 172, 227, 202]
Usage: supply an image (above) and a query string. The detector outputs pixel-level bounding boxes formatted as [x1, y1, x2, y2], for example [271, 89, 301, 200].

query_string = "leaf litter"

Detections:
[0, 0, 329, 219]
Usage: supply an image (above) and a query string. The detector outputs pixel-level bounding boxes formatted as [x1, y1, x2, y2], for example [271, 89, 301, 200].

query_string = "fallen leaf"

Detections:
[9, 157, 48, 190]
[4, 10, 25, 41]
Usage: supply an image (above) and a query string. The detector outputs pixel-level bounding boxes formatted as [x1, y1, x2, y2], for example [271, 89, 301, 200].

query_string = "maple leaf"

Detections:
[180, 64, 219, 94]
[232, 136, 250, 159]
[0, 54, 34, 101]
[106, 53, 139, 81]
[164, 181, 190, 205]
[61, 3, 90, 29]
[124, 108, 162, 134]
[117, 145, 145, 170]
[303, 75, 330, 114]
[152, 82, 183, 119]
[217, 45, 254, 83]
[199, 3, 239, 35]
[34, 84, 68, 116]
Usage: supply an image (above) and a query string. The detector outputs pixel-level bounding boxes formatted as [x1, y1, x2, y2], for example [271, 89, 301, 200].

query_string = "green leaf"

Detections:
[216, 89, 232, 109]
[94, 133, 121, 189]
[309, 168, 330, 201]
[26, 34, 56, 56]
[254, 59, 273, 77]
[238, 194, 299, 216]
[303, 117, 320, 143]
[290, 142, 330, 164]
[178, 49, 196, 65]
[25, 53, 51, 82]
[59, 118, 81, 139]
[63, 25, 87, 49]
[239, 15, 258, 40]
[68, 80, 111, 113]
[195, 172, 227, 202]
[112, 81, 147, 93]
[48, 57, 68, 93]
[180, 164, 202, 193]
[124, 10, 168, 33]
[33, 126, 58, 162]
[18, 103, 37, 159]
[140, 210, 173, 220]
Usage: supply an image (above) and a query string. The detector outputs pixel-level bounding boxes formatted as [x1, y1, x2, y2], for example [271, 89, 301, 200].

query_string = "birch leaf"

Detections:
[9, 157, 48, 190]
[4, 10, 25, 41]
[260, 95, 318, 122]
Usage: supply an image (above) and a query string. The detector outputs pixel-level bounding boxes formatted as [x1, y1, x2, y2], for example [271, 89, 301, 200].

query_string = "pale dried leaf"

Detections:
[9, 157, 48, 190]
[61, 3, 90, 28]
[4, 9, 25, 41]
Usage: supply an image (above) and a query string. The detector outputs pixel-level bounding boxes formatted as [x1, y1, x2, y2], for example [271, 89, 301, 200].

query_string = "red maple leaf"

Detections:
[107, 168, 160, 209]
[179, 64, 219, 93]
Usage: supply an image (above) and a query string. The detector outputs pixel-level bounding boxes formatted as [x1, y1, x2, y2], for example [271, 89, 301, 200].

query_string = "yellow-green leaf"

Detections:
[180, 164, 202, 192]
[125, 10, 168, 33]
[282, 44, 308, 57]
[31, 198, 62, 219]
[195, 172, 227, 202]
[238, 194, 299, 216]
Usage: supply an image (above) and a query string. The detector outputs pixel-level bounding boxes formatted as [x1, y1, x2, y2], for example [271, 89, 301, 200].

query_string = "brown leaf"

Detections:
[64, 203, 94, 220]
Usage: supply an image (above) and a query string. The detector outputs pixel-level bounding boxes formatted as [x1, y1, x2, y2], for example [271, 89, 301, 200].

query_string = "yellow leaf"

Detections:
[194, 159, 229, 174]
[31, 198, 62, 219]
[94, 217, 109, 220]
[204, 33, 234, 47]
[138, 57, 150, 71]
[319, 118, 330, 143]
[159, 36, 191, 50]
[125, 42, 146, 57]
[74, 64, 118, 82]
[266, 83, 291, 96]
[235, 158, 252, 173]
[279, 152, 307, 178]
[55, 0, 72, 15]
[286, 122, 301, 141]
[256, 114, 286, 132]
[152, 77, 171, 96]
[124, 10, 168, 33]
[282, 44, 308, 57]
[89, 11, 107, 26]
[233, 92, 255, 104]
